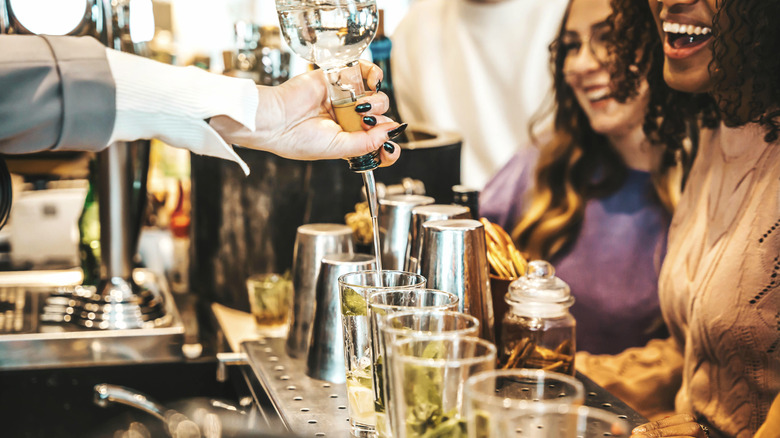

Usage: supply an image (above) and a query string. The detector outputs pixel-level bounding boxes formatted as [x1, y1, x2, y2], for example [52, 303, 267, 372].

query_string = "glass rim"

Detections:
[367, 288, 459, 311]
[379, 310, 480, 338]
[392, 335, 497, 367]
[469, 403, 631, 435]
[464, 368, 585, 407]
[337, 270, 426, 289]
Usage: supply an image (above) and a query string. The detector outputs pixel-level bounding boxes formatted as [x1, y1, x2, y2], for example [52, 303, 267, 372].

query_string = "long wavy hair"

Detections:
[609, 0, 780, 142]
[512, 0, 696, 261]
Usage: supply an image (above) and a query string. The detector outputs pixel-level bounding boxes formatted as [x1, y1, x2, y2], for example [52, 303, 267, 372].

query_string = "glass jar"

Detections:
[499, 260, 576, 375]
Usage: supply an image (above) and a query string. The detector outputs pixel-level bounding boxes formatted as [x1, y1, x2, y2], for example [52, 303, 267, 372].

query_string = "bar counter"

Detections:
[213, 304, 648, 437]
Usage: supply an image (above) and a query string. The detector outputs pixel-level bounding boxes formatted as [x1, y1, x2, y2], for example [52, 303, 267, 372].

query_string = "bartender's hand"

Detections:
[210, 60, 403, 167]
[630, 414, 710, 438]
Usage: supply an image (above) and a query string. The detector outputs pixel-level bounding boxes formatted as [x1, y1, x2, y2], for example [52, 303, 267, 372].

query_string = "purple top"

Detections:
[480, 148, 670, 354]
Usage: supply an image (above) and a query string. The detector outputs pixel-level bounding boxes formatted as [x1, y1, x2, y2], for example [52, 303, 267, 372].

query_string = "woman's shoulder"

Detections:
[479, 144, 540, 228]
[486, 146, 541, 192]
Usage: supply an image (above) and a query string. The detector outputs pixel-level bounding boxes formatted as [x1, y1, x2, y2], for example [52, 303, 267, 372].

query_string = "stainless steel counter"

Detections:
[240, 337, 647, 437]
[0, 268, 186, 369]
[243, 338, 351, 437]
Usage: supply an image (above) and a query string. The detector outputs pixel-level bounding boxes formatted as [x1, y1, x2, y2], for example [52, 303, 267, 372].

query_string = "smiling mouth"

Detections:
[584, 87, 611, 103]
[663, 21, 713, 50]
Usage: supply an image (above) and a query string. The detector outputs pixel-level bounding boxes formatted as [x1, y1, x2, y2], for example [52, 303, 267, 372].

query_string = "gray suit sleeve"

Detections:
[0, 35, 116, 154]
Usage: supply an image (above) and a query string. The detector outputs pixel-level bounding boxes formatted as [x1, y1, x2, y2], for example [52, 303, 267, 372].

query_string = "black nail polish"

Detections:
[387, 123, 408, 139]
[375, 80, 382, 92]
[363, 116, 377, 126]
[383, 142, 395, 154]
[355, 103, 372, 113]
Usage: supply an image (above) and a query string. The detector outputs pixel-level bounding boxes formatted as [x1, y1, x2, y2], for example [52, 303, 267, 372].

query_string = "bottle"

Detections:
[499, 260, 576, 375]
[369, 9, 404, 136]
[169, 180, 190, 294]
[452, 185, 480, 219]
[78, 158, 100, 286]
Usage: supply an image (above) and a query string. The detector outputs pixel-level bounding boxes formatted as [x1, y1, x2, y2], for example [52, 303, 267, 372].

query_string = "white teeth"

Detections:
[585, 88, 610, 101]
[663, 21, 712, 35]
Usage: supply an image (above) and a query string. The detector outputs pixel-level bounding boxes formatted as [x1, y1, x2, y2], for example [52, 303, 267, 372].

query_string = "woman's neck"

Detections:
[716, 121, 770, 161]
[606, 124, 655, 172]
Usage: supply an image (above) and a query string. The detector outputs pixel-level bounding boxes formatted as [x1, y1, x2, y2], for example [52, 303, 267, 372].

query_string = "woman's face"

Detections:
[563, 0, 649, 137]
[648, 0, 718, 92]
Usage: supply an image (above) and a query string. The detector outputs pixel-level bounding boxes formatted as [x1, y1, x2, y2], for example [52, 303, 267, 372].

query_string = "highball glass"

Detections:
[338, 270, 425, 437]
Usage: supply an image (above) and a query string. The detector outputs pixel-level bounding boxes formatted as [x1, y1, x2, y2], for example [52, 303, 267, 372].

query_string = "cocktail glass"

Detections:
[463, 368, 590, 438]
[378, 310, 480, 437]
[368, 290, 460, 436]
[389, 335, 496, 438]
[338, 270, 425, 437]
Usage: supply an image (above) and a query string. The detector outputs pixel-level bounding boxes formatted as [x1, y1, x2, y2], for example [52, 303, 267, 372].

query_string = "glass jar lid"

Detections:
[507, 260, 573, 309]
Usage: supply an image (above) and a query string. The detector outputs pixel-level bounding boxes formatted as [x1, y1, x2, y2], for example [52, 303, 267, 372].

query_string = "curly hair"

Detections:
[610, 0, 780, 142]
[712, 0, 780, 141]
[511, 0, 692, 261]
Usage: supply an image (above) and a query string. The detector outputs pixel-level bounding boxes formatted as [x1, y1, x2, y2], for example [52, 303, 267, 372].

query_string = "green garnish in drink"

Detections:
[400, 341, 468, 438]
[341, 287, 367, 316]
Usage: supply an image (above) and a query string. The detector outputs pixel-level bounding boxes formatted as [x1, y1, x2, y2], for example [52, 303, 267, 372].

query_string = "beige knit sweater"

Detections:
[578, 123, 780, 438]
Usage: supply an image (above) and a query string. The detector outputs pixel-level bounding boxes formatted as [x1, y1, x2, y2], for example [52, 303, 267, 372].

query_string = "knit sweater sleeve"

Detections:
[575, 337, 684, 421]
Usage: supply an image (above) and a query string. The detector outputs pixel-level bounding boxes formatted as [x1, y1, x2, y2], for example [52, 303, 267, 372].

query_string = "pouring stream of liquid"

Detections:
[361, 170, 384, 287]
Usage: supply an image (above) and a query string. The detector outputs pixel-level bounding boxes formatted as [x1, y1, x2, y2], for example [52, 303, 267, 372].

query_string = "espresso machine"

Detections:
[0, 0, 185, 368]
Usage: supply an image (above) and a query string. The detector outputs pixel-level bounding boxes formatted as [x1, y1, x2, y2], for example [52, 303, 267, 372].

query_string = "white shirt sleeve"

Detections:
[105, 48, 257, 175]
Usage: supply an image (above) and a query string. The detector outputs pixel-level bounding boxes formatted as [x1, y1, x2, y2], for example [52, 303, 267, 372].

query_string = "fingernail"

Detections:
[362, 116, 377, 126]
[387, 123, 408, 139]
[375, 80, 382, 92]
[632, 427, 646, 433]
[383, 142, 395, 154]
[355, 103, 372, 113]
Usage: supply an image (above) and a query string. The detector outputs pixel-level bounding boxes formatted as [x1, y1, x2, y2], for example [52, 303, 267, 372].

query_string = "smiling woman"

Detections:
[577, 0, 780, 437]
[649, 0, 717, 93]
[612, 0, 780, 141]
[479, 0, 701, 356]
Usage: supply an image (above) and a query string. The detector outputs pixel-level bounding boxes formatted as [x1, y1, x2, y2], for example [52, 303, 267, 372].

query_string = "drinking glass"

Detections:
[465, 402, 631, 438]
[368, 290, 460, 437]
[338, 270, 426, 437]
[389, 335, 496, 438]
[378, 311, 480, 437]
[246, 273, 292, 337]
[464, 369, 587, 438]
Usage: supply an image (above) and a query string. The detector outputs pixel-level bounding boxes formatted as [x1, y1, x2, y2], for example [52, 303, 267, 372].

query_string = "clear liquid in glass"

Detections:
[276, 0, 378, 70]
[342, 303, 378, 430]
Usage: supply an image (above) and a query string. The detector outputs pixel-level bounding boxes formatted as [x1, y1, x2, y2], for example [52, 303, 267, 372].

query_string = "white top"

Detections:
[391, 0, 568, 189]
[105, 48, 258, 175]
